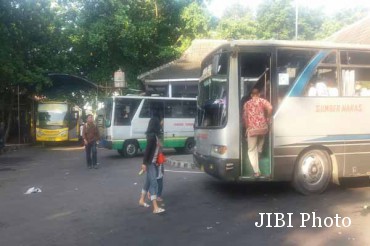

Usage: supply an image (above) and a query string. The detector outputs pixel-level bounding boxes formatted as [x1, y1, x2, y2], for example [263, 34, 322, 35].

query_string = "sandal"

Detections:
[254, 172, 261, 178]
[153, 208, 165, 214]
[139, 202, 150, 208]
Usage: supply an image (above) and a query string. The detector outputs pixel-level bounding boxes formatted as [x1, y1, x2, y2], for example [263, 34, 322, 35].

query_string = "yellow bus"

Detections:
[36, 102, 81, 142]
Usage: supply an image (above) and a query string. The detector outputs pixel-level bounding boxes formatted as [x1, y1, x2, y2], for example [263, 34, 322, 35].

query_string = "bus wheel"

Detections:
[122, 140, 138, 158]
[174, 138, 195, 154]
[184, 138, 195, 154]
[292, 149, 331, 195]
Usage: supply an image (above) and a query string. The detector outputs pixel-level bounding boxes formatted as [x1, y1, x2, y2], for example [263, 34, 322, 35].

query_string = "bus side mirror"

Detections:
[105, 119, 111, 128]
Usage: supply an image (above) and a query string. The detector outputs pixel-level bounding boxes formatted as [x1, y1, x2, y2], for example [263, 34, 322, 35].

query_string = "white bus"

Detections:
[103, 95, 196, 157]
[194, 40, 370, 194]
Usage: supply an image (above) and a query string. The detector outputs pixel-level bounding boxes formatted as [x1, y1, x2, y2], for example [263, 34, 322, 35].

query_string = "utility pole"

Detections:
[295, 0, 299, 40]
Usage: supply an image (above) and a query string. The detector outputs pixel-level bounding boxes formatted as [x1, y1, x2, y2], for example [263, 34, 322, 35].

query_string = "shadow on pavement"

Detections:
[204, 180, 294, 197]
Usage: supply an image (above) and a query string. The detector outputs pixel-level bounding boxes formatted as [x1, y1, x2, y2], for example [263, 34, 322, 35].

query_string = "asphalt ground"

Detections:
[0, 145, 369, 246]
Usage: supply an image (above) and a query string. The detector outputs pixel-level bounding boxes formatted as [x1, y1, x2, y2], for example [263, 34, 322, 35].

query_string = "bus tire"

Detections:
[292, 149, 331, 195]
[122, 140, 139, 158]
[174, 138, 195, 154]
[184, 137, 195, 154]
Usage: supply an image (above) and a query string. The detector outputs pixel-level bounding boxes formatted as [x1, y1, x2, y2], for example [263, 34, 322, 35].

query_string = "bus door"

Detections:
[239, 52, 272, 178]
[68, 110, 79, 141]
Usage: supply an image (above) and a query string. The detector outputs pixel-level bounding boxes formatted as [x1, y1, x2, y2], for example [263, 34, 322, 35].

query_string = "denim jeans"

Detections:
[156, 165, 164, 197]
[142, 163, 158, 201]
[85, 141, 97, 167]
[157, 178, 163, 197]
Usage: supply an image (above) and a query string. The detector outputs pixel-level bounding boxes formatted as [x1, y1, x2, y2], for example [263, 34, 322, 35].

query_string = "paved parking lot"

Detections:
[0, 145, 369, 246]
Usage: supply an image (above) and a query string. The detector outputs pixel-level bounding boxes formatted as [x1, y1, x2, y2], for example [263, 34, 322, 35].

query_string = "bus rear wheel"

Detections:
[120, 140, 138, 158]
[175, 138, 195, 154]
[292, 149, 331, 195]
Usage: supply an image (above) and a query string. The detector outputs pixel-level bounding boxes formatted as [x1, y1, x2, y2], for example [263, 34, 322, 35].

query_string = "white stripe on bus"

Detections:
[275, 142, 370, 148]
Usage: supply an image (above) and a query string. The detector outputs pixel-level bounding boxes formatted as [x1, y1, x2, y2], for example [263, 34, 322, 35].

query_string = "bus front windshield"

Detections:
[37, 104, 68, 129]
[196, 77, 227, 128]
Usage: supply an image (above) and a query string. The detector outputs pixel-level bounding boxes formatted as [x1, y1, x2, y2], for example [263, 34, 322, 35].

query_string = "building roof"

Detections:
[326, 16, 370, 44]
[138, 39, 227, 83]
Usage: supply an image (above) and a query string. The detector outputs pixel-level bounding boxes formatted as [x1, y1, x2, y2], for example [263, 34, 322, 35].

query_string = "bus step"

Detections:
[239, 176, 271, 181]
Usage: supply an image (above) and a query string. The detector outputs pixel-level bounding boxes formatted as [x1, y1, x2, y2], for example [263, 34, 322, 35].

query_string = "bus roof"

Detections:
[231, 40, 370, 49]
[38, 101, 68, 104]
[110, 95, 196, 100]
[203, 40, 370, 62]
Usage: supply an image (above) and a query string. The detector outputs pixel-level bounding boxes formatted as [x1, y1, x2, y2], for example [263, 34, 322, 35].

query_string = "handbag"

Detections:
[157, 152, 166, 165]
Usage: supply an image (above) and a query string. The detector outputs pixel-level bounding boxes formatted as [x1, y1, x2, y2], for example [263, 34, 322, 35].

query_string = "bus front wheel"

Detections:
[292, 149, 332, 195]
[184, 138, 195, 154]
[175, 138, 195, 154]
[121, 140, 138, 158]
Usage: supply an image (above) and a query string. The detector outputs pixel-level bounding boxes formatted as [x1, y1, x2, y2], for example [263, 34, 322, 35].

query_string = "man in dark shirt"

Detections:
[82, 114, 100, 169]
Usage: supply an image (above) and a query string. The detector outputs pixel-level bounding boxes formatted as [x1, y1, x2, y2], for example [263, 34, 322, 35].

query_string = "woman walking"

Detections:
[138, 116, 165, 214]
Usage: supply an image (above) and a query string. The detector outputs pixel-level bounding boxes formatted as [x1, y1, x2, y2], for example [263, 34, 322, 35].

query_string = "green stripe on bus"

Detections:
[111, 137, 188, 150]
[112, 141, 124, 150]
[164, 138, 187, 148]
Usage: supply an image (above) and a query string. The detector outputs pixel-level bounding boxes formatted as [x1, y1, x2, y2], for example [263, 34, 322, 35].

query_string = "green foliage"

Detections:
[296, 8, 325, 40]
[176, 2, 212, 52]
[256, 0, 295, 40]
[0, 0, 74, 91]
[315, 7, 370, 40]
[1, 0, 370, 100]
[69, 0, 194, 88]
[215, 4, 257, 39]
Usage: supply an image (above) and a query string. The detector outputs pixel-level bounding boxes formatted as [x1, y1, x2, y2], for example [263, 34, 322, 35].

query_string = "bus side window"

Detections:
[340, 51, 370, 97]
[139, 100, 151, 118]
[183, 101, 196, 118]
[115, 98, 141, 125]
[165, 100, 182, 118]
[302, 51, 338, 97]
[139, 100, 164, 118]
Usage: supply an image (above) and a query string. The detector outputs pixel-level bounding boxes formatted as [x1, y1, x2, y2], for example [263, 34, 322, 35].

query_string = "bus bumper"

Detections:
[193, 152, 240, 181]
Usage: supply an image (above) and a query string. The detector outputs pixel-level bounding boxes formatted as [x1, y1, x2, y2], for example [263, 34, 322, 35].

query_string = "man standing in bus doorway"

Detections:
[243, 88, 272, 177]
[82, 114, 100, 169]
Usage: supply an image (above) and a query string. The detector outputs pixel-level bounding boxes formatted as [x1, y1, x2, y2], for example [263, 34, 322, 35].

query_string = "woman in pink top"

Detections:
[243, 88, 272, 177]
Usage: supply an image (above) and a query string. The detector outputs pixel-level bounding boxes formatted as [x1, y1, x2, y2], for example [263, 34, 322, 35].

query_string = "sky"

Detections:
[207, 0, 370, 17]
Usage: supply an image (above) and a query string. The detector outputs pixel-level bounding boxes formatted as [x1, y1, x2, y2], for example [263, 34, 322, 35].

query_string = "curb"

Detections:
[165, 156, 199, 170]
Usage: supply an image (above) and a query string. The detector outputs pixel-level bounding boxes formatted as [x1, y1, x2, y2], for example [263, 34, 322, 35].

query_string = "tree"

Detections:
[215, 4, 257, 39]
[176, 1, 212, 52]
[256, 0, 295, 40]
[314, 7, 370, 40]
[68, 0, 202, 89]
[0, 0, 73, 142]
[296, 7, 325, 40]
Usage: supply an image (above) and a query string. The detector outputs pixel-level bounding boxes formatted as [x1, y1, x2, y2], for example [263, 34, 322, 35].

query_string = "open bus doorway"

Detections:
[239, 52, 272, 178]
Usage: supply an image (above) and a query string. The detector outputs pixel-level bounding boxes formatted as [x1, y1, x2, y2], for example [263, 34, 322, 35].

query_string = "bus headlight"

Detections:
[212, 145, 227, 155]
[59, 130, 68, 136]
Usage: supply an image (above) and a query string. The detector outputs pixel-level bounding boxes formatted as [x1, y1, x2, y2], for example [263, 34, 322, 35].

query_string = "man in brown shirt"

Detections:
[82, 114, 100, 169]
